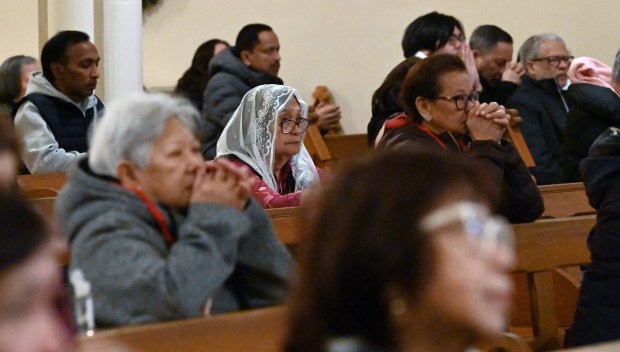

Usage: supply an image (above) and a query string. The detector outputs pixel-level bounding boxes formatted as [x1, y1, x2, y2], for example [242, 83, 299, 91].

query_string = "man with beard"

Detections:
[506, 33, 573, 185]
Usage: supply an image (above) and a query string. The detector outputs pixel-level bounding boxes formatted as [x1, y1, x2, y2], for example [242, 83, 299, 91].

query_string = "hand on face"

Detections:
[502, 62, 523, 84]
[466, 101, 509, 143]
[190, 159, 255, 211]
[457, 43, 482, 91]
[314, 103, 341, 130]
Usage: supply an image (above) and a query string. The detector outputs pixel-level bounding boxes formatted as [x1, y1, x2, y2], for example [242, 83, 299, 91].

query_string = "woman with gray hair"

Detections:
[0, 55, 39, 115]
[217, 84, 325, 208]
[55, 92, 292, 327]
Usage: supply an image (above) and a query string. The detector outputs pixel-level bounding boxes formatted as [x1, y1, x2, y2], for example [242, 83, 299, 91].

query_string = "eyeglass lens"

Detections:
[281, 119, 309, 133]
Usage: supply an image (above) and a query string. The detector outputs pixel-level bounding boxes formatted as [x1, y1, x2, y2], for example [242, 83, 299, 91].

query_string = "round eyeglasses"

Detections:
[420, 201, 514, 256]
[434, 91, 480, 111]
[280, 118, 310, 134]
[531, 55, 574, 67]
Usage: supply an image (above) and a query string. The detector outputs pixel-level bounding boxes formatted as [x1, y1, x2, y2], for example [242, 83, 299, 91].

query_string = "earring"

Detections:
[389, 296, 408, 320]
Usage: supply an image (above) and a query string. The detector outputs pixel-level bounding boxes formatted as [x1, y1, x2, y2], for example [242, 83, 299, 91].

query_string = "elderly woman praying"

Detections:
[56, 91, 292, 328]
[216, 84, 326, 208]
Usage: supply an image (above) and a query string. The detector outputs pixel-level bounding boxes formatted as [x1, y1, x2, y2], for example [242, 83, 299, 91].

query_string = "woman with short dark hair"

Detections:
[0, 55, 39, 115]
[378, 54, 543, 223]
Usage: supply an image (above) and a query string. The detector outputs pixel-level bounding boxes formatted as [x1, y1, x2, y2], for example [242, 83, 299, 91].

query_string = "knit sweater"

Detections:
[55, 158, 292, 327]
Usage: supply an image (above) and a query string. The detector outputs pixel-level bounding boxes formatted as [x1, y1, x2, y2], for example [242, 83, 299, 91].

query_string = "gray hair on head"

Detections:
[89, 91, 200, 177]
[613, 48, 620, 84]
[518, 33, 566, 74]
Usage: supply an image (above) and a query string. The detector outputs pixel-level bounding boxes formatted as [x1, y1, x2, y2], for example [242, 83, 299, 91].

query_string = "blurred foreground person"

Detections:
[0, 195, 73, 352]
[285, 152, 515, 352]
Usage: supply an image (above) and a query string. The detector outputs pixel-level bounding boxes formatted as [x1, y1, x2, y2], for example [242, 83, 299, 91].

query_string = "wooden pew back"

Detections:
[512, 216, 594, 351]
[78, 306, 288, 352]
[304, 127, 370, 170]
[17, 173, 67, 198]
[539, 183, 595, 218]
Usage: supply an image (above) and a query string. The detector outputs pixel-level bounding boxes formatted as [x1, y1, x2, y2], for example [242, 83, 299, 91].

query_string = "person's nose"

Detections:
[488, 243, 516, 273]
[557, 59, 569, 70]
[274, 50, 281, 62]
[91, 65, 101, 79]
[186, 150, 203, 172]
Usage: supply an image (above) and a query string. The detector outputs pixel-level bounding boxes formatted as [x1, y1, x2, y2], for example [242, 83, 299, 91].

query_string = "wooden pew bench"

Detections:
[512, 215, 594, 351]
[17, 172, 67, 198]
[77, 306, 288, 352]
[539, 183, 595, 218]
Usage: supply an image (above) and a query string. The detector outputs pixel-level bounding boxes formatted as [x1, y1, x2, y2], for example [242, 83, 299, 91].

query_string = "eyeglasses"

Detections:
[434, 91, 480, 111]
[420, 201, 514, 256]
[531, 55, 574, 67]
[447, 33, 466, 46]
[280, 118, 310, 134]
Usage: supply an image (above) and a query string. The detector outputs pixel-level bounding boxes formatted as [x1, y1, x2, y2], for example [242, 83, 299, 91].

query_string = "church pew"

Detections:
[17, 172, 67, 198]
[505, 108, 536, 168]
[512, 215, 594, 351]
[77, 306, 288, 352]
[538, 183, 595, 218]
[303, 127, 370, 171]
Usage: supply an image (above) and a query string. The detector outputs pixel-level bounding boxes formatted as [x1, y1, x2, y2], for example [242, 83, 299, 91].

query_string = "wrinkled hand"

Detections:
[314, 103, 341, 130]
[190, 159, 255, 211]
[502, 62, 524, 84]
[466, 101, 510, 143]
[458, 43, 482, 91]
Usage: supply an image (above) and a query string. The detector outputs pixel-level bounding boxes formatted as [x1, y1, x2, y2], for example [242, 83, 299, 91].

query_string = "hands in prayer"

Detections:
[466, 101, 510, 143]
[191, 158, 255, 211]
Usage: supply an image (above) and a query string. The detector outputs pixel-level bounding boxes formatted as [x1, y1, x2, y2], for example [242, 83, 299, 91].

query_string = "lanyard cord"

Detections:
[413, 123, 448, 150]
[116, 184, 175, 247]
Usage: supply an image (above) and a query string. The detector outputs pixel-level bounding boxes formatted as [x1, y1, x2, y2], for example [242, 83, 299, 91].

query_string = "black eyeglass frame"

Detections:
[280, 118, 310, 134]
[530, 55, 575, 67]
[434, 91, 480, 111]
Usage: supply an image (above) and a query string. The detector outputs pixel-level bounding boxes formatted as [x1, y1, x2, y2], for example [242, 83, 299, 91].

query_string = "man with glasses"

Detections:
[506, 33, 573, 185]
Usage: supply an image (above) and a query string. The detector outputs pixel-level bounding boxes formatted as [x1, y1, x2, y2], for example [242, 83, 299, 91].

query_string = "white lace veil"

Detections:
[216, 84, 320, 193]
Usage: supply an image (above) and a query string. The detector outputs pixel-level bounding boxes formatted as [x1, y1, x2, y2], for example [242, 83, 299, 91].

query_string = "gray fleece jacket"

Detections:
[14, 72, 104, 174]
[201, 47, 283, 159]
[55, 158, 292, 327]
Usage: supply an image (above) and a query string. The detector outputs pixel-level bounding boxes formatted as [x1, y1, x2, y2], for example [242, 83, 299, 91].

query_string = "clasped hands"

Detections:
[465, 101, 510, 144]
[190, 158, 255, 211]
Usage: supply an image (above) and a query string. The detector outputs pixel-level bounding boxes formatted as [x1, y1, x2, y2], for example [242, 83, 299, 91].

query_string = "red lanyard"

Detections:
[117, 184, 175, 247]
[413, 123, 447, 150]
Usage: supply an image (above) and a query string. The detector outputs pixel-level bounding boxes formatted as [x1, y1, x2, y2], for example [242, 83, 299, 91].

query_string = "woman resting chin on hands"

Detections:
[56, 92, 292, 328]
[377, 54, 542, 223]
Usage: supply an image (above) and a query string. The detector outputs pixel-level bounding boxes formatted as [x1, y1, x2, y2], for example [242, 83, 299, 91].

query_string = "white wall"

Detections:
[4, 0, 620, 133]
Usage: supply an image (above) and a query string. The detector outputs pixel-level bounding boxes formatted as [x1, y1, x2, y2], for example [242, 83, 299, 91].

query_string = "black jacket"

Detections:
[378, 123, 544, 223]
[201, 48, 283, 159]
[478, 77, 518, 106]
[562, 84, 620, 182]
[565, 128, 620, 347]
[506, 75, 570, 185]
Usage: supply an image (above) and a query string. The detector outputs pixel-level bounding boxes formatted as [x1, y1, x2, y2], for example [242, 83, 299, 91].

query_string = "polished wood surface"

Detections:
[539, 183, 595, 218]
[17, 172, 67, 198]
[77, 306, 288, 352]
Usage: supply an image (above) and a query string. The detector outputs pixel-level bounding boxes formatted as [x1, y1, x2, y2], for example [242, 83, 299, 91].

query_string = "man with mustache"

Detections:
[14, 30, 104, 174]
[506, 33, 573, 185]
[201, 23, 341, 160]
